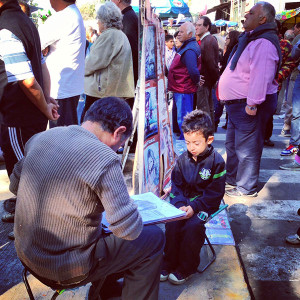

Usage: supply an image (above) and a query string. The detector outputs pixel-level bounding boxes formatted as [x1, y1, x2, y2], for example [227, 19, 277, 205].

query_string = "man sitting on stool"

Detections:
[11, 97, 165, 300]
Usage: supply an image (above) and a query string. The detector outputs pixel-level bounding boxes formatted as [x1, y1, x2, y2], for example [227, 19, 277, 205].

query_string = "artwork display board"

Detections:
[138, 0, 176, 196]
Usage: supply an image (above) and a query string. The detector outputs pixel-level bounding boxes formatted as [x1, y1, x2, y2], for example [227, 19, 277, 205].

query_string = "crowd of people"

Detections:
[0, 0, 299, 299]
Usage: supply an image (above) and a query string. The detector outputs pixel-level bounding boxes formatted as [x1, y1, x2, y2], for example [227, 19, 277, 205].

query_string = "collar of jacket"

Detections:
[121, 5, 133, 15]
[248, 22, 277, 40]
[180, 37, 196, 48]
[187, 145, 213, 162]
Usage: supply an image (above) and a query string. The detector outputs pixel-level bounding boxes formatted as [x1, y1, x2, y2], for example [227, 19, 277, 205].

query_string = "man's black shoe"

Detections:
[3, 197, 16, 213]
[2, 212, 15, 223]
[264, 139, 274, 147]
[8, 231, 15, 240]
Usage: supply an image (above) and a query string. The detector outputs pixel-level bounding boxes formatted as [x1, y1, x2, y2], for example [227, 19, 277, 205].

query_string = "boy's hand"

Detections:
[179, 206, 194, 218]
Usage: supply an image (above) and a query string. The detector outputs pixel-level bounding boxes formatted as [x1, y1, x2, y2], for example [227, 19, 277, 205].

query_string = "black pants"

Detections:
[50, 95, 80, 128]
[197, 85, 215, 126]
[163, 214, 205, 277]
[1, 123, 46, 176]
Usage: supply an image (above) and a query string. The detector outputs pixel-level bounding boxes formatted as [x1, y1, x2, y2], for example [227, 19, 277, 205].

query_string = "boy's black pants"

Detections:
[163, 214, 206, 277]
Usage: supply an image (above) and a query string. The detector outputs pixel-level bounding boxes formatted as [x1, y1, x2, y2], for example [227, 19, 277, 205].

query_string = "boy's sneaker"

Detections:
[168, 271, 188, 285]
[280, 145, 298, 156]
[160, 270, 169, 282]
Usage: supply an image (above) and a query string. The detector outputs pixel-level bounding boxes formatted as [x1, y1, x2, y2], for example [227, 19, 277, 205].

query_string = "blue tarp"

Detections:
[213, 19, 238, 27]
[132, 0, 191, 18]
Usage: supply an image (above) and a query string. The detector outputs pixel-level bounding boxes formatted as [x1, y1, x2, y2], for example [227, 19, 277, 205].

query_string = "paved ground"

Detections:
[0, 114, 299, 299]
[223, 115, 300, 299]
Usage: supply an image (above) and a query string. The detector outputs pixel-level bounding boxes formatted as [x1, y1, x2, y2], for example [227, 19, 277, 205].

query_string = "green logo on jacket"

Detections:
[199, 168, 211, 180]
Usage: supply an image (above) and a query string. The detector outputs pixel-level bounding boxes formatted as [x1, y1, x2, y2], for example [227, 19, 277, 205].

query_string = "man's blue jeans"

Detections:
[172, 93, 194, 139]
[290, 73, 300, 146]
[225, 94, 277, 194]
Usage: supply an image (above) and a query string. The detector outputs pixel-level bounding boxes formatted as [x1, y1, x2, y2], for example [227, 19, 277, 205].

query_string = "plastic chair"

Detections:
[197, 204, 228, 273]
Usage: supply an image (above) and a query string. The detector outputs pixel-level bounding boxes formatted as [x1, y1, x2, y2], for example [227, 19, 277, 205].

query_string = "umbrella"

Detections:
[214, 19, 227, 27]
[276, 8, 300, 22]
[213, 19, 238, 27]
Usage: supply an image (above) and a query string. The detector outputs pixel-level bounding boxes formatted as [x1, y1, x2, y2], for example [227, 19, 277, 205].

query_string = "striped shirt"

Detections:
[0, 29, 44, 83]
[11, 125, 143, 282]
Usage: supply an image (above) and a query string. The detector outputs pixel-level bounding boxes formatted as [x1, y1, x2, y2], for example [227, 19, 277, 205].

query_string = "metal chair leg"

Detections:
[197, 234, 217, 273]
[22, 268, 35, 300]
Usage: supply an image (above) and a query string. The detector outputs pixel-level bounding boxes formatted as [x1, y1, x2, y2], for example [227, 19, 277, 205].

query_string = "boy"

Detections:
[161, 110, 226, 284]
[165, 34, 176, 71]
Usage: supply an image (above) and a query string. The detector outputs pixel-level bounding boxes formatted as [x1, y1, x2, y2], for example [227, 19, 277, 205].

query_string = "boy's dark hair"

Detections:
[84, 97, 133, 137]
[200, 16, 212, 32]
[181, 110, 214, 140]
[174, 31, 179, 38]
[165, 34, 174, 42]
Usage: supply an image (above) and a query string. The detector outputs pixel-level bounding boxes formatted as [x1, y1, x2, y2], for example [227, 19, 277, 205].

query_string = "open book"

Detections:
[102, 192, 186, 232]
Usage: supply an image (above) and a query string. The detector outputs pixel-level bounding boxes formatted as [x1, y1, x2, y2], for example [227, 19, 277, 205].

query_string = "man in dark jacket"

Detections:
[112, 0, 138, 87]
[195, 16, 219, 126]
[168, 22, 201, 139]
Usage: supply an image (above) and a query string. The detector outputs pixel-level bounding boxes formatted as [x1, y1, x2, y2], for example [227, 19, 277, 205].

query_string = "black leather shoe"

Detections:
[8, 231, 15, 240]
[2, 212, 15, 223]
[3, 197, 16, 213]
[264, 139, 274, 147]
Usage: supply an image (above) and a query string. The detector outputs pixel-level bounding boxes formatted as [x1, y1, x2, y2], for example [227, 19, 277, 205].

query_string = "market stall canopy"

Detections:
[276, 8, 300, 24]
[132, 0, 191, 18]
[213, 19, 238, 27]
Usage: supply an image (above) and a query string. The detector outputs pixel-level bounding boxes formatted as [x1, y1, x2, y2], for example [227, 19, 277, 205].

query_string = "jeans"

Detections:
[172, 93, 194, 139]
[290, 73, 300, 146]
[225, 94, 277, 194]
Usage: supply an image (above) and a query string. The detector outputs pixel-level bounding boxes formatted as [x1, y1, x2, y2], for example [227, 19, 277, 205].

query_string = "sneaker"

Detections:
[225, 182, 236, 190]
[264, 139, 274, 147]
[8, 231, 15, 240]
[160, 270, 169, 282]
[281, 129, 291, 137]
[286, 234, 300, 245]
[279, 161, 300, 171]
[280, 145, 298, 156]
[168, 271, 188, 285]
[1, 212, 15, 223]
[225, 188, 257, 198]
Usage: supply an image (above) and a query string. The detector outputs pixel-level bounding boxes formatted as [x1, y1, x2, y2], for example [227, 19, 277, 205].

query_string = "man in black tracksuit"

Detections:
[161, 110, 226, 284]
[0, 0, 58, 237]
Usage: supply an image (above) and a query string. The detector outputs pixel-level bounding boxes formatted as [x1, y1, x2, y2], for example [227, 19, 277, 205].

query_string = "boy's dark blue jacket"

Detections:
[170, 145, 226, 215]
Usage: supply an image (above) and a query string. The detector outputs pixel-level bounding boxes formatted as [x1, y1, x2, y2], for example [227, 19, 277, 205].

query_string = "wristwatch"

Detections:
[247, 105, 257, 111]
